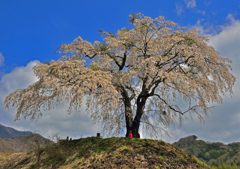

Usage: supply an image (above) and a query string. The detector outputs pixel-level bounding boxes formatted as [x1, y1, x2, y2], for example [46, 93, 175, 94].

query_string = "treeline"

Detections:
[177, 139, 240, 167]
[185, 140, 229, 161]
[198, 147, 240, 167]
[210, 163, 238, 169]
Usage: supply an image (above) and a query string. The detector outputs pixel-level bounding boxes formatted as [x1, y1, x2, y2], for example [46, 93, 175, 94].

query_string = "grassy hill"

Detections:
[0, 136, 210, 169]
[0, 134, 54, 168]
[172, 135, 240, 168]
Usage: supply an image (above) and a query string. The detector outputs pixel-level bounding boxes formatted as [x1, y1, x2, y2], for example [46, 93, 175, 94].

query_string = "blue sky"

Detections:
[0, 0, 240, 144]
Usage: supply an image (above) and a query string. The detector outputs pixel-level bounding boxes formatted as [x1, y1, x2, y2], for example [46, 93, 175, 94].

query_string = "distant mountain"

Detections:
[172, 135, 240, 167]
[0, 134, 54, 153]
[0, 123, 54, 154]
[0, 123, 41, 138]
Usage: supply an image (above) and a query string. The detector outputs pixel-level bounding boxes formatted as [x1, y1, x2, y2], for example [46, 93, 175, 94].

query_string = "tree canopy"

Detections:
[4, 13, 236, 139]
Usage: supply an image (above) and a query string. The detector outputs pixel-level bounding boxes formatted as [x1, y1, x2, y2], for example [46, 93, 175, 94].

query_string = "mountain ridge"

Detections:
[0, 123, 42, 139]
[0, 123, 53, 154]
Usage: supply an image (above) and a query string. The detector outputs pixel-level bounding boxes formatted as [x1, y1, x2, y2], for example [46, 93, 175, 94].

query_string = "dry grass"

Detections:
[0, 134, 210, 169]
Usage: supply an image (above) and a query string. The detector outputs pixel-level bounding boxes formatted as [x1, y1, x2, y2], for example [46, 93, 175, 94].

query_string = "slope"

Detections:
[0, 136, 210, 169]
[172, 135, 240, 167]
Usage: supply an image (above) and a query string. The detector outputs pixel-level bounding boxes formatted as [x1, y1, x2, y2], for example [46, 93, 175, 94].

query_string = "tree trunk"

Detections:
[132, 120, 141, 138]
[124, 98, 134, 138]
[122, 81, 148, 139]
[125, 97, 147, 139]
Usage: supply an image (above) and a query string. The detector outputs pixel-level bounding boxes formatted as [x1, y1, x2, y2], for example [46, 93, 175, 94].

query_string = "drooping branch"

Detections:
[184, 55, 195, 64]
[151, 93, 216, 116]
[164, 83, 200, 100]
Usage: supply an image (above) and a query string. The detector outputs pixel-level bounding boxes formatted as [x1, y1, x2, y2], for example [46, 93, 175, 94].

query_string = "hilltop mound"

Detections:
[172, 135, 198, 151]
[0, 136, 210, 169]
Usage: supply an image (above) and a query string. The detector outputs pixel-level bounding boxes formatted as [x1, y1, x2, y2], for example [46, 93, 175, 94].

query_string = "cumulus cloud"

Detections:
[184, 0, 196, 8]
[190, 19, 218, 36]
[166, 14, 240, 144]
[208, 14, 240, 57]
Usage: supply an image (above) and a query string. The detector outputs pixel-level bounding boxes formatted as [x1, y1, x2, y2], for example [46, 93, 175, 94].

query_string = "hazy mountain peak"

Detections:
[0, 123, 38, 138]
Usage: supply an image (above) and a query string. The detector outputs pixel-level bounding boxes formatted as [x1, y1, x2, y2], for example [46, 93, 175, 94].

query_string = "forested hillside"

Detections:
[172, 135, 240, 167]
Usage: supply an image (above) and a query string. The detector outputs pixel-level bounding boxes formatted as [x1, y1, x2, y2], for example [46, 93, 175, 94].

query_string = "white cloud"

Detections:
[197, 10, 206, 15]
[176, 3, 184, 16]
[0, 61, 39, 93]
[190, 19, 218, 36]
[0, 53, 4, 66]
[208, 14, 240, 59]
[226, 13, 236, 23]
[166, 14, 240, 144]
[175, 0, 197, 16]
[204, 1, 211, 6]
[184, 0, 196, 8]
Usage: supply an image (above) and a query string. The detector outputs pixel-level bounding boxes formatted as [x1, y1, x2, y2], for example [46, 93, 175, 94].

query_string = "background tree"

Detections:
[4, 13, 236, 139]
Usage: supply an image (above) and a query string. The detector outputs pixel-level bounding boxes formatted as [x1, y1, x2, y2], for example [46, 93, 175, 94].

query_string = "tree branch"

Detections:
[106, 53, 122, 68]
[120, 50, 127, 70]
[151, 93, 215, 116]
[126, 83, 136, 101]
[163, 40, 184, 57]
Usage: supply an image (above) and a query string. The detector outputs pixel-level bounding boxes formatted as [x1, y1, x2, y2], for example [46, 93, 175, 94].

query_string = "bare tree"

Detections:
[4, 13, 236, 140]
[31, 137, 44, 167]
